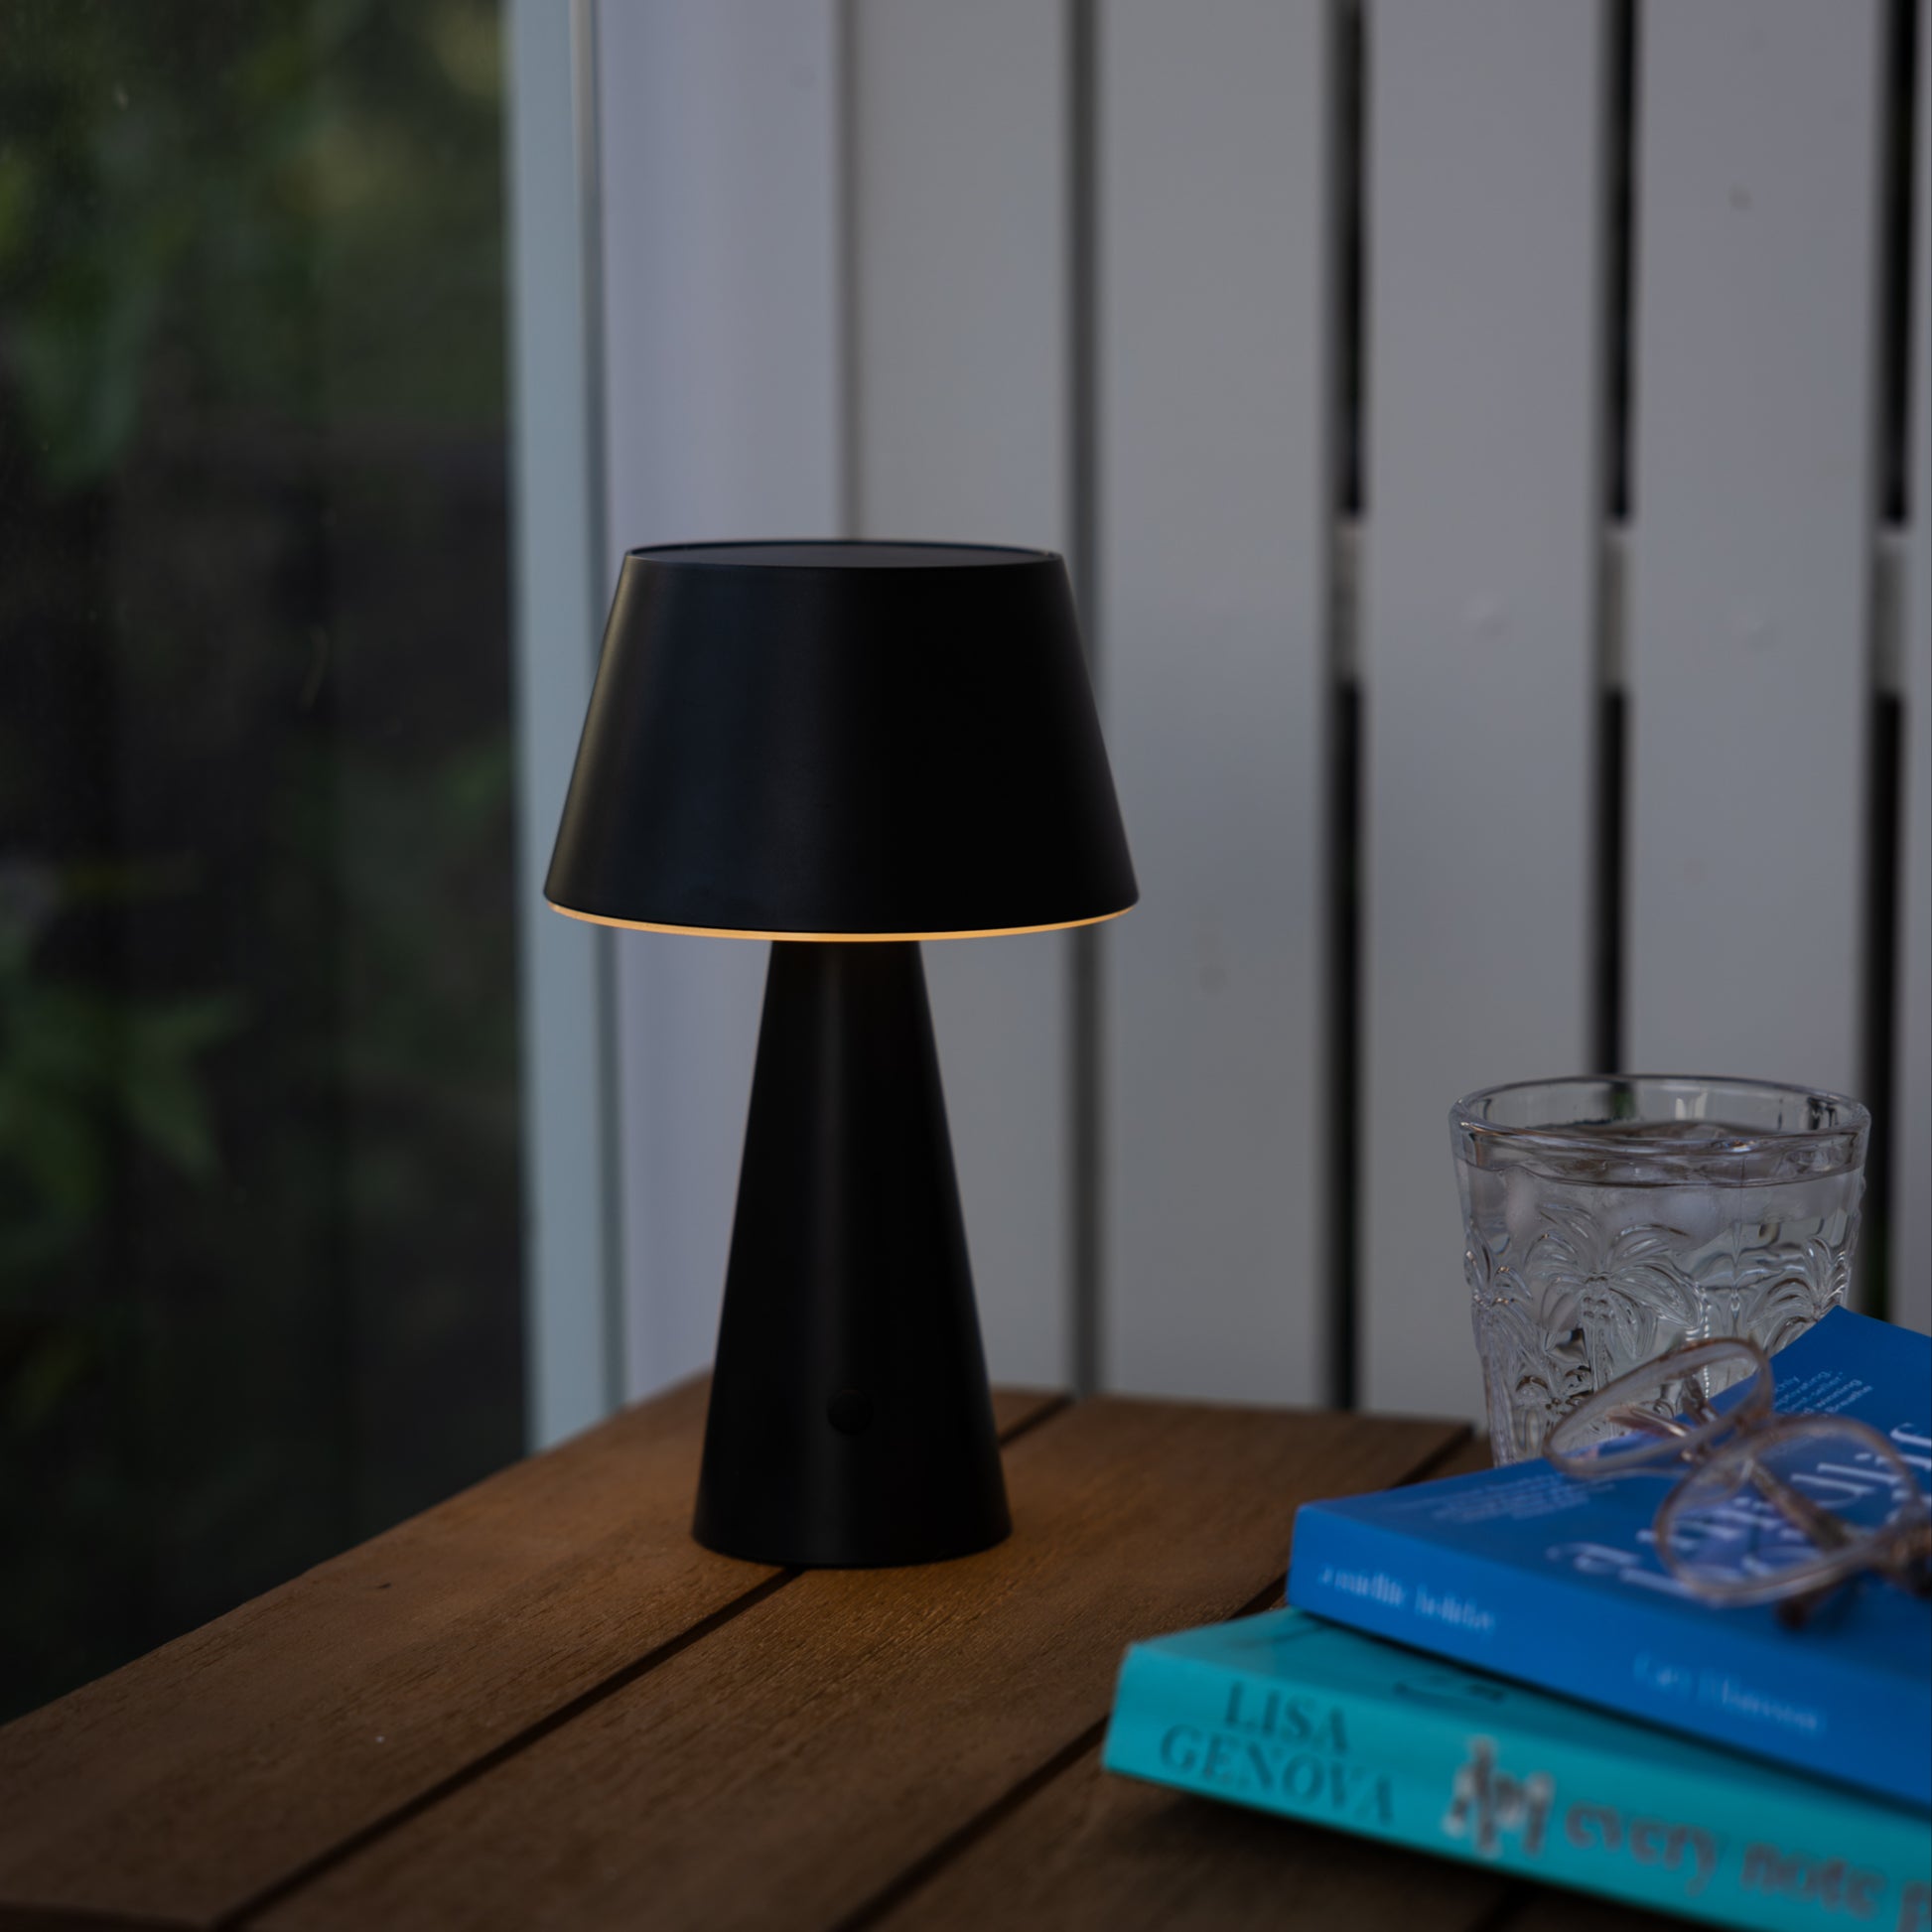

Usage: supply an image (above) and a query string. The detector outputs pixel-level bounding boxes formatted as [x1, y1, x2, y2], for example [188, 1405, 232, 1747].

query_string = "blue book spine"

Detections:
[1103, 1624, 1932, 1932]
[1287, 1505, 1932, 1808]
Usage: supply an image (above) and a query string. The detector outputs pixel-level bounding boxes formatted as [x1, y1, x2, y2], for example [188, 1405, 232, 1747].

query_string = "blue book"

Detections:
[1288, 1309, 1932, 1807]
[1103, 1607, 1932, 1932]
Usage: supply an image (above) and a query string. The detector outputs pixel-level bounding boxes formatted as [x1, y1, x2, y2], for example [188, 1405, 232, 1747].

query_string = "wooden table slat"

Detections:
[876, 1428, 1703, 1932]
[0, 1384, 1059, 1929]
[877, 1745, 1515, 1932]
[1420, 1432, 1494, 1483]
[1500, 1890, 1701, 1930]
[872, 1425, 1510, 1932]
[254, 1401, 1466, 1931]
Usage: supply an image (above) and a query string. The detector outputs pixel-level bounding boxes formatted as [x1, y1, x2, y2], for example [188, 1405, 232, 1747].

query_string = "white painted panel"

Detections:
[1099, 0, 1329, 1401]
[1361, 0, 1604, 1420]
[594, 0, 844, 1398]
[506, 0, 621, 1445]
[1897, 0, 1932, 1336]
[847, 0, 1073, 1385]
[1626, 2, 1882, 1098]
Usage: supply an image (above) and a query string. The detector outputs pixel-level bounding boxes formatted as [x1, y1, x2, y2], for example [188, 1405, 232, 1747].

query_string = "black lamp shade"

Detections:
[544, 541, 1137, 937]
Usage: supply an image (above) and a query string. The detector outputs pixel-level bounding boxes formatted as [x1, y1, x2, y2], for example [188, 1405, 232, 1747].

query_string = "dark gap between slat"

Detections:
[216, 1394, 1073, 1929]
[1334, 0, 1367, 522]
[1590, 664, 1627, 1076]
[1861, 657, 1905, 1321]
[1462, 1887, 1543, 1932]
[990, 1391, 1075, 1450]
[215, 1569, 799, 1931]
[1322, 0, 1368, 1413]
[1590, 0, 1639, 1075]
[837, 1424, 1473, 1932]
[829, 1718, 1113, 1932]
[1325, 670, 1363, 1409]
[1859, 0, 1923, 1319]
[1068, 0, 1103, 1399]
[568, 0, 626, 1423]
[1877, 0, 1921, 528]
[1398, 1423, 1480, 1487]
[836, 0, 862, 543]
[1069, 926, 1102, 1396]
[1602, 0, 1638, 528]
[593, 931, 624, 1416]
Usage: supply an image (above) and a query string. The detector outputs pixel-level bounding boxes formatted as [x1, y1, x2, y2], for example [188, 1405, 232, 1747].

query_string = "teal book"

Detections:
[1103, 1608, 1932, 1932]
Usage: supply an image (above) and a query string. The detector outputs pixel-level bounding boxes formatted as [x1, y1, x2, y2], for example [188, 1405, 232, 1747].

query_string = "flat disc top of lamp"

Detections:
[631, 540, 1051, 571]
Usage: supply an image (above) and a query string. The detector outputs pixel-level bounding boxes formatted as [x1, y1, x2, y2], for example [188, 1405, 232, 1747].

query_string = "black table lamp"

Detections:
[546, 542, 1137, 1567]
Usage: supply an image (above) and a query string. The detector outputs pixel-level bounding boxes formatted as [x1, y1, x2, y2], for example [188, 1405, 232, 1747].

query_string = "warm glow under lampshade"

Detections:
[544, 541, 1138, 938]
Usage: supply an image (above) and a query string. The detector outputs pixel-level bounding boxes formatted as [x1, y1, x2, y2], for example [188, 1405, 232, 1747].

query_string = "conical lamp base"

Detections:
[693, 941, 1012, 1567]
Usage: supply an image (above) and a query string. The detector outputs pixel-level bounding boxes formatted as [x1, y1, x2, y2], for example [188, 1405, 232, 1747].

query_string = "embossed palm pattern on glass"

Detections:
[1451, 1078, 1868, 1463]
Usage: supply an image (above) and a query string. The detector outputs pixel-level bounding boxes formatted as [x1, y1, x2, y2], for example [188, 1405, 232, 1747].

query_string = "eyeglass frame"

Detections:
[1543, 1334, 1932, 1618]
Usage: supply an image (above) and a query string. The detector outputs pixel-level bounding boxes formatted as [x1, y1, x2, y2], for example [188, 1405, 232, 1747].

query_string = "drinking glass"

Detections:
[1450, 1076, 1868, 1463]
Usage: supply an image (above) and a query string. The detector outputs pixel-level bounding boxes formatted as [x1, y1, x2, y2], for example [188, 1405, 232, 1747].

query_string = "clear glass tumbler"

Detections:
[1450, 1076, 1869, 1463]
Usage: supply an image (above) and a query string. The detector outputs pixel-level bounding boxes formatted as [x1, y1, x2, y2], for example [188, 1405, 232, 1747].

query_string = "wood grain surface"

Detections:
[877, 1426, 1507, 1932]
[874, 1636, 1702, 1932]
[877, 1744, 1515, 1932]
[1502, 1891, 1700, 1930]
[1424, 1434, 1495, 1482]
[253, 1403, 1465, 1930]
[0, 1384, 1057, 1929]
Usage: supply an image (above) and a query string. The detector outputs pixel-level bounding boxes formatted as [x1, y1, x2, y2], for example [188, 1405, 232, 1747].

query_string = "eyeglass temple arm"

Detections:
[1604, 1379, 1732, 1439]
[1896, 1512, 1932, 1593]
[1771, 1497, 1931, 1629]
[1604, 1405, 1696, 1441]
[1737, 1456, 1861, 1553]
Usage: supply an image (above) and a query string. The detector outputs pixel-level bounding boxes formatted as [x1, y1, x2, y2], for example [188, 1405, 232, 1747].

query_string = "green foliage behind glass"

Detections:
[0, 0, 522, 1721]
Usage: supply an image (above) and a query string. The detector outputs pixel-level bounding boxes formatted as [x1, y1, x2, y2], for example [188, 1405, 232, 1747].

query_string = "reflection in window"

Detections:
[0, 0, 522, 1720]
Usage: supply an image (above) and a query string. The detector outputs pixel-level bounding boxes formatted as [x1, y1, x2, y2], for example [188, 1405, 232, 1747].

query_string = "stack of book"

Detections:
[1103, 1309, 1932, 1931]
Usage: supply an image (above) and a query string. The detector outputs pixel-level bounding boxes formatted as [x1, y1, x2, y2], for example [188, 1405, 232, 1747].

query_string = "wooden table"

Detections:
[0, 1382, 1680, 1931]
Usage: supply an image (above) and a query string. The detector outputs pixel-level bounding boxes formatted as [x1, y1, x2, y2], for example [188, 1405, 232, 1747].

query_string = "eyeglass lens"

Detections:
[1656, 1416, 1922, 1599]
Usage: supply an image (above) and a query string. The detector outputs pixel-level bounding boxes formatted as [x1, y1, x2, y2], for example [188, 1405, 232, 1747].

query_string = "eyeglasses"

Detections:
[1544, 1335, 1932, 1623]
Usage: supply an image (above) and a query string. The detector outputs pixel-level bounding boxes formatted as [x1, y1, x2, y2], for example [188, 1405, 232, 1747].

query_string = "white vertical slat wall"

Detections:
[1360, 0, 1605, 1419]
[846, 0, 1076, 1386]
[1625, 2, 1882, 1096]
[558, 0, 1932, 1429]
[1099, 0, 1332, 1402]
[506, 0, 623, 1445]
[1899, 0, 1932, 1339]
[594, 0, 845, 1399]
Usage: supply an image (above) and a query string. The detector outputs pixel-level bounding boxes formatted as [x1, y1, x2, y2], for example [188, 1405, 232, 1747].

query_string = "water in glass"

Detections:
[1452, 1079, 1867, 1463]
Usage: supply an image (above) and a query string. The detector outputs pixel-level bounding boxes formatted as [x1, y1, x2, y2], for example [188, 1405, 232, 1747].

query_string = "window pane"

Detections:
[0, 0, 522, 1721]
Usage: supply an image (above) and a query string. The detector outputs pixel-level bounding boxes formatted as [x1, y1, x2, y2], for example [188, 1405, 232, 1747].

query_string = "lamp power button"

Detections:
[827, 1389, 874, 1435]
